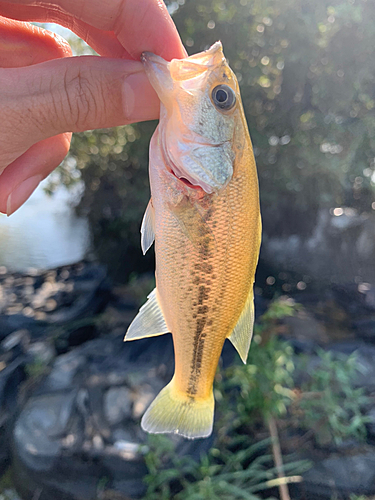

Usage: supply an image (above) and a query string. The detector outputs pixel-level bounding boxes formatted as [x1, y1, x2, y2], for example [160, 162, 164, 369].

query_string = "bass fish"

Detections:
[125, 42, 261, 439]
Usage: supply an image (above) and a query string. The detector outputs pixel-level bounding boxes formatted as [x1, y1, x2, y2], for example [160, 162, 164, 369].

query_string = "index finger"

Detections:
[0, 0, 187, 61]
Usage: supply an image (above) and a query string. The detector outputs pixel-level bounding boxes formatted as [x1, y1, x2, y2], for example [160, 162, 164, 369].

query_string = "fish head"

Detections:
[142, 42, 244, 194]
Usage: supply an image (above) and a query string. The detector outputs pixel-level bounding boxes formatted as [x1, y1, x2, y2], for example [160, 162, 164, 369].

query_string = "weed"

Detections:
[142, 434, 309, 500]
[296, 349, 371, 446]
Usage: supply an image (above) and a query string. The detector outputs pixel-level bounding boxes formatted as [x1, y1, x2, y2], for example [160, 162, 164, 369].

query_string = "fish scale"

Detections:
[125, 42, 261, 438]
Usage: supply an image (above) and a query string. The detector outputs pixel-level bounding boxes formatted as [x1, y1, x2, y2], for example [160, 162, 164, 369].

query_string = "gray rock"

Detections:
[14, 392, 77, 471]
[303, 453, 375, 498]
[43, 351, 86, 392]
[0, 357, 25, 475]
[11, 334, 213, 500]
[104, 387, 132, 425]
[352, 317, 375, 342]
[261, 209, 375, 284]
[26, 341, 55, 365]
[366, 407, 375, 438]
[0, 490, 22, 500]
[0, 330, 29, 353]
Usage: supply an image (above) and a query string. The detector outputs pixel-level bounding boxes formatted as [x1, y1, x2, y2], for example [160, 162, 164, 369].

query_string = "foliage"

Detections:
[173, 0, 375, 236]
[24, 357, 48, 379]
[222, 297, 297, 429]
[295, 349, 371, 446]
[66, 123, 156, 280]
[142, 434, 309, 500]
[0, 470, 17, 500]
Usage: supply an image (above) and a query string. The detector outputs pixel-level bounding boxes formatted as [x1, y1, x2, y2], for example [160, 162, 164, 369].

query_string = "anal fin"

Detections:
[124, 288, 169, 341]
[228, 287, 255, 364]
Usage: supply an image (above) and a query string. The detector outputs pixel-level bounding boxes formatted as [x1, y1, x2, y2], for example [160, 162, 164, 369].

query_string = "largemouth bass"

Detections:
[125, 42, 261, 439]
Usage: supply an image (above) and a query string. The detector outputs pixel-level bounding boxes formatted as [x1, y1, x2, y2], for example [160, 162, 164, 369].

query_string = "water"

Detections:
[0, 180, 90, 272]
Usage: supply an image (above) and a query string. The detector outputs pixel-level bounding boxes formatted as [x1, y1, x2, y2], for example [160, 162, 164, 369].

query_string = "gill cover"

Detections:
[141, 42, 240, 194]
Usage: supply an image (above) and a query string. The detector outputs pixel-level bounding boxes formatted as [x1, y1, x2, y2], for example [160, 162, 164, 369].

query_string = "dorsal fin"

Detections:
[124, 288, 169, 341]
[228, 288, 255, 363]
[141, 199, 155, 255]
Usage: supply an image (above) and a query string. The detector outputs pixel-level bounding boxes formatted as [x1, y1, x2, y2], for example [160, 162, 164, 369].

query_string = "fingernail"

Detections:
[6, 174, 42, 217]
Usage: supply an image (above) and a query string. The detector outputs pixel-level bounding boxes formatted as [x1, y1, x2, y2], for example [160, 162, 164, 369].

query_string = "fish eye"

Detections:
[211, 84, 236, 111]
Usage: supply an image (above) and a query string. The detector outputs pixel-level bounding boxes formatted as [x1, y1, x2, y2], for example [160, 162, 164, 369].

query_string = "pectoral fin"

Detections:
[228, 288, 255, 364]
[141, 199, 155, 255]
[124, 288, 169, 341]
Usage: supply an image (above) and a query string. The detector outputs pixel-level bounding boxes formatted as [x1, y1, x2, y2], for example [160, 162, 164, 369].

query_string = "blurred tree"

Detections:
[172, 0, 375, 236]
[56, 0, 375, 280]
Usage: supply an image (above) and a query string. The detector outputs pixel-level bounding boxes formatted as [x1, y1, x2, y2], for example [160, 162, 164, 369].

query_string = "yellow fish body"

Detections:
[125, 42, 261, 439]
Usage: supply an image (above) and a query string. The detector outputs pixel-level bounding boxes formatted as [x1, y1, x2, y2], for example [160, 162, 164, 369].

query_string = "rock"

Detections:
[352, 317, 375, 342]
[0, 357, 26, 475]
[366, 407, 375, 440]
[104, 388, 132, 425]
[282, 308, 329, 352]
[26, 341, 55, 366]
[0, 490, 22, 500]
[331, 283, 375, 317]
[261, 209, 375, 284]
[302, 452, 375, 499]
[1, 330, 30, 354]
[12, 334, 213, 500]
[47, 263, 111, 324]
[0, 263, 110, 344]
[0, 315, 44, 342]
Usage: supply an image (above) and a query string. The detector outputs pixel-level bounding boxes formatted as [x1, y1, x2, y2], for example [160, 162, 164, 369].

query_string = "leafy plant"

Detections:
[141, 298, 308, 500]
[222, 297, 297, 429]
[24, 357, 48, 379]
[349, 496, 375, 500]
[296, 349, 371, 446]
[142, 434, 309, 500]
[0, 469, 17, 500]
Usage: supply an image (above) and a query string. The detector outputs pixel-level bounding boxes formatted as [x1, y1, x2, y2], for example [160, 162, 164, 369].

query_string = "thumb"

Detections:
[2, 56, 159, 153]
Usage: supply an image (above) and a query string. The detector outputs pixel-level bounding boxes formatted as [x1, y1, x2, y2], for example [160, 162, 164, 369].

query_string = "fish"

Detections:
[124, 41, 261, 439]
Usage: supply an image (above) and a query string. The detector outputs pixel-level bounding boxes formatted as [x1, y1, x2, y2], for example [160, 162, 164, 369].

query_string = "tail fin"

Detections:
[141, 378, 214, 439]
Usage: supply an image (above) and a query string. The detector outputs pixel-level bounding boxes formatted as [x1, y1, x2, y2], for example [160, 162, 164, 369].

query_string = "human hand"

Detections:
[0, 0, 186, 215]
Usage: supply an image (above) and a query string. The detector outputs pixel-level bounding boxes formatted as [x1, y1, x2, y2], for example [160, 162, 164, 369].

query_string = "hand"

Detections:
[0, 0, 186, 215]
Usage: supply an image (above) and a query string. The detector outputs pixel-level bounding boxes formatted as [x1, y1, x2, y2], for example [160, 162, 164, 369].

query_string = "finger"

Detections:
[0, 8, 128, 58]
[2, 56, 159, 165]
[0, 133, 71, 215]
[0, 16, 72, 67]
[0, 0, 187, 60]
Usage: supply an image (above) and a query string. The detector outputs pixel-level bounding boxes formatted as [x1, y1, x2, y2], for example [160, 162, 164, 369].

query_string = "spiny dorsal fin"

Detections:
[124, 288, 169, 341]
[228, 287, 255, 364]
[141, 199, 155, 255]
